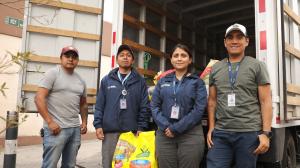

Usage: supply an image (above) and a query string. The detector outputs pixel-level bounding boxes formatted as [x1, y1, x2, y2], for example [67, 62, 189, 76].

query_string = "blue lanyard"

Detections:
[227, 57, 245, 91]
[173, 74, 186, 105]
[117, 71, 131, 86]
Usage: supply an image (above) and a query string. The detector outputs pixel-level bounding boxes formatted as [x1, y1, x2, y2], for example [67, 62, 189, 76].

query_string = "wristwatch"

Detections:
[260, 131, 272, 139]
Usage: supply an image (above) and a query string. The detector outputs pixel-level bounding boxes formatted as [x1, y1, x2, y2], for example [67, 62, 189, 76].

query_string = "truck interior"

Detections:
[123, 0, 256, 164]
[123, 0, 255, 75]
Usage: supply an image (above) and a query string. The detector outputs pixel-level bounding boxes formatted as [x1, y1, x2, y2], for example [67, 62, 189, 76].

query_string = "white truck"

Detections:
[252, 1, 300, 166]
[19, 0, 300, 167]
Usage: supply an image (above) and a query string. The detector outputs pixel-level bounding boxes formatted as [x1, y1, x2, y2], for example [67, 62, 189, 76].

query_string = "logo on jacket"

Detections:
[161, 83, 171, 88]
[108, 85, 117, 89]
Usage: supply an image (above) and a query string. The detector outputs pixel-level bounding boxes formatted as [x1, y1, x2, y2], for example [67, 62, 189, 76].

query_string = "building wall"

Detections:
[0, 0, 24, 37]
[0, 34, 22, 137]
[0, 0, 24, 138]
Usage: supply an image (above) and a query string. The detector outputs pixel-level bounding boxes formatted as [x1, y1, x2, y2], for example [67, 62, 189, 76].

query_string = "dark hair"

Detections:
[170, 43, 192, 58]
[169, 43, 193, 72]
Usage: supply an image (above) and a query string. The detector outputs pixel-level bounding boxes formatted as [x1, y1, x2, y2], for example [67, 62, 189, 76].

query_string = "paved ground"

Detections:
[0, 139, 102, 168]
[1, 140, 300, 168]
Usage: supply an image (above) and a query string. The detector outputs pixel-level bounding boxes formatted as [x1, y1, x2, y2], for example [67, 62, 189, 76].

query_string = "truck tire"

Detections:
[282, 130, 296, 168]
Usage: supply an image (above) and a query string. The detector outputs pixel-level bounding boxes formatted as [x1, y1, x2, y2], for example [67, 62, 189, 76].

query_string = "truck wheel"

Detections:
[282, 130, 296, 168]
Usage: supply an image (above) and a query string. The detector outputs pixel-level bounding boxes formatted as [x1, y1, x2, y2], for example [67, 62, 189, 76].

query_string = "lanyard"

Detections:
[118, 71, 131, 97]
[117, 71, 131, 86]
[173, 74, 186, 105]
[227, 56, 245, 91]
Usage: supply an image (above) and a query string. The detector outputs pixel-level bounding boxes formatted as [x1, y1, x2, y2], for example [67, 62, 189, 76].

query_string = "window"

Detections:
[146, 8, 161, 30]
[124, 0, 140, 19]
[166, 38, 177, 54]
[165, 58, 173, 70]
[132, 48, 139, 68]
[145, 30, 160, 50]
[123, 23, 139, 43]
[194, 49, 205, 69]
[166, 19, 178, 37]
[147, 54, 160, 72]
[182, 27, 192, 44]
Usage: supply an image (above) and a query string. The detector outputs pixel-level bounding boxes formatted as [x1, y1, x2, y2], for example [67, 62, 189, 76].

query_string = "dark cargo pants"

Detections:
[155, 124, 205, 168]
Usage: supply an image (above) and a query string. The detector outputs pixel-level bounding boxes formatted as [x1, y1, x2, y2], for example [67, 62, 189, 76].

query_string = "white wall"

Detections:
[0, 34, 99, 137]
[0, 34, 21, 137]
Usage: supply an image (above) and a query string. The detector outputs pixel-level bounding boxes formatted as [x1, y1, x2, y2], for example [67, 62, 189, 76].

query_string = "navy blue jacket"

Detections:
[151, 72, 207, 135]
[93, 68, 149, 133]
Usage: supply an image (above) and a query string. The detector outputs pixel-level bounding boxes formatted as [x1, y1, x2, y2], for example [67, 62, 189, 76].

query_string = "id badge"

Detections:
[120, 98, 127, 109]
[170, 105, 180, 119]
[228, 93, 236, 107]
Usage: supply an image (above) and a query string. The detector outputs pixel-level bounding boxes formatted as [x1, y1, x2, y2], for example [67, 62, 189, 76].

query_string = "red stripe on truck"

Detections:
[113, 32, 116, 44]
[260, 31, 267, 50]
[111, 55, 115, 68]
[259, 0, 266, 13]
[276, 116, 280, 124]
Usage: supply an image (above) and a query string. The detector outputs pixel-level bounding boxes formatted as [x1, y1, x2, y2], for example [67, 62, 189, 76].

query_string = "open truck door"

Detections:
[122, 0, 300, 167]
[255, 0, 300, 167]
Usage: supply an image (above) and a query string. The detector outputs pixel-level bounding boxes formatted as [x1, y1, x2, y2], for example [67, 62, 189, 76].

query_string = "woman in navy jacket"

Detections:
[151, 44, 207, 168]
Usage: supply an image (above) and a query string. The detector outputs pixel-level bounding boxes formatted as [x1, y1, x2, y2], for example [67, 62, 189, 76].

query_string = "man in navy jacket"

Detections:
[93, 44, 149, 168]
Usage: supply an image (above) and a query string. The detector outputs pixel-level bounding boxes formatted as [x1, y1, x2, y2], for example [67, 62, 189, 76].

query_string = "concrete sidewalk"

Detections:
[0, 139, 102, 168]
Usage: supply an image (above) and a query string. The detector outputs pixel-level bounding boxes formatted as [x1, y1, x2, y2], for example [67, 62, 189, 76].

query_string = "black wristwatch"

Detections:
[260, 131, 272, 139]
